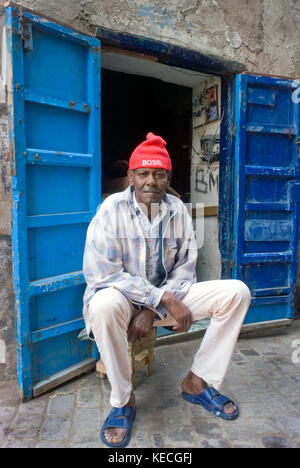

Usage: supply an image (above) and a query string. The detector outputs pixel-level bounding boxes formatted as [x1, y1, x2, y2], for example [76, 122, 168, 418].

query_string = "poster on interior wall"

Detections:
[201, 136, 220, 164]
[193, 85, 219, 127]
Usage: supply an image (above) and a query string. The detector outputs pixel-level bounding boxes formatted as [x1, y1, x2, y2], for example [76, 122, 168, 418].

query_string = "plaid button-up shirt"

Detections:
[132, 191, 167, 288]
[82, 185, 198, 334]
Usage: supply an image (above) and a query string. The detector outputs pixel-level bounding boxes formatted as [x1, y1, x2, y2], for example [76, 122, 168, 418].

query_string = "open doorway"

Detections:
[101, 48, 222, 285]
[101, 68, 192, 200]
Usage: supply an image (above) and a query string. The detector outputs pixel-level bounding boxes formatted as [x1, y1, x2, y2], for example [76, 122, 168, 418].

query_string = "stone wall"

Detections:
[5, 0, 300, 77]
[0, 0, 299, 382]
[0, 4, 15, 380]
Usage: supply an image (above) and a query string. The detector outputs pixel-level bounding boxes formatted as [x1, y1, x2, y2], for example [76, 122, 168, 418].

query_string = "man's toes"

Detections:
[105, 428, 126, 444]
[223, 402, 236, 414]
[112, 430, 126, 443]
[105, 429, 117, 443]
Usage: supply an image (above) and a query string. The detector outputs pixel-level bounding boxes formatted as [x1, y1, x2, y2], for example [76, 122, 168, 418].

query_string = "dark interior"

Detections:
[101, 69, 192, 201]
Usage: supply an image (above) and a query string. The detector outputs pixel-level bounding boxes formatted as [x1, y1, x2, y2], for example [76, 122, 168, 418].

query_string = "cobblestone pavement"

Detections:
[1, 319, 300, 448]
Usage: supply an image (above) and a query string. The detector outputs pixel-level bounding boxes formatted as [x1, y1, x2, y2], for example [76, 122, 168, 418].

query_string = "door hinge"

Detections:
[18, 7, 33, 51]
[232, 124, 236, 137]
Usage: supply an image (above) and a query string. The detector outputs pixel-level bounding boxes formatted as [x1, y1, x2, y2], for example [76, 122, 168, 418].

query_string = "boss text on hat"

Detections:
[142, 160, 163, 166]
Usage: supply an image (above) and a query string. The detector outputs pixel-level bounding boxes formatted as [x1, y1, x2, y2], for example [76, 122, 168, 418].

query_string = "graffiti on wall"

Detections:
[138, 6, 195, 34]
[195, 167, 219, 194]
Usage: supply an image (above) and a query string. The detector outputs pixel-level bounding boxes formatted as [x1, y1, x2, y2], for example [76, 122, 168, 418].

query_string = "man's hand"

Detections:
[160, 292, 192, 333]
[127, 308, 157, 342]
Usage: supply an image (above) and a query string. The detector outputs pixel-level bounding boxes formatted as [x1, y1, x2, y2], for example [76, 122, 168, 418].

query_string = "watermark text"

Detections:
[291, 339, 300, 364]
[0, 339, 6, 364]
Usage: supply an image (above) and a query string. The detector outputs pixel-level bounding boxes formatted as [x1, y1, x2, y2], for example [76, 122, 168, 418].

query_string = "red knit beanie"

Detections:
[129, 132, 172, 171]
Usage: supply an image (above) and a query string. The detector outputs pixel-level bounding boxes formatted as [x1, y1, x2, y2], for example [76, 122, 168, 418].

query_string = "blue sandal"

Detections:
[182, 387, 239, 420]
[100, 406, 136, 448]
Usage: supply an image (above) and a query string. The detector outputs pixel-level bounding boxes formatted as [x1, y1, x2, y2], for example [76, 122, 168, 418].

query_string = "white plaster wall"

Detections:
[196, 216, 221, 281]
[191, 75, 221, 207]
[191, 76, 222, 282]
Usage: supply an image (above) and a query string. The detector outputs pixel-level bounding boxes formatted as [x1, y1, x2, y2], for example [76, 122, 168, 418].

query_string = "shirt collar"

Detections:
[133, 190, 167, 224]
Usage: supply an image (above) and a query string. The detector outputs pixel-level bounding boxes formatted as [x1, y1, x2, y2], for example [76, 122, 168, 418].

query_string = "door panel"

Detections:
[233, 74, 299, 324]
[7, 6, 101, 400]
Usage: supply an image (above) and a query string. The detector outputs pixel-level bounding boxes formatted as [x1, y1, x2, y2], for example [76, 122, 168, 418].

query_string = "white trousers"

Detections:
[88, 280, 251, 408]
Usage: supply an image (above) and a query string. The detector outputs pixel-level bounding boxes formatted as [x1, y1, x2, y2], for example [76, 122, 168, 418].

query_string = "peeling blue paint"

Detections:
[159, 10, 175, 31]
[138, 6, 156, 33]
[138, 5, 190, 34]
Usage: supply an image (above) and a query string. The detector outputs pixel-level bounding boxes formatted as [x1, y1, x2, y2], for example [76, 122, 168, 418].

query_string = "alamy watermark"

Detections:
[291, 339, 300, 364]
[99, 202, 205, 248]
[0, 339, 6, 364]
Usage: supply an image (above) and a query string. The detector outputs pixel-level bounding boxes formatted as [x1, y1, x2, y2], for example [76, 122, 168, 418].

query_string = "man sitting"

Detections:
[82, 132, 251, 447]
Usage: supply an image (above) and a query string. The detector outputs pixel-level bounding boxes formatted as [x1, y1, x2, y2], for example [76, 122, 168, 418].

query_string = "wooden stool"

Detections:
[96, 328, 156, 388]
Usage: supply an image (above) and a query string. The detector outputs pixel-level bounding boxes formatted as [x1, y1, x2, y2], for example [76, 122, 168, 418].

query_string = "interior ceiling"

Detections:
[101, 50, 212, 87]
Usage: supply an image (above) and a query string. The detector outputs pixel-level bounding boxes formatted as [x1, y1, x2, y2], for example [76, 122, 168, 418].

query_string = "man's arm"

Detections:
[159, 291, 192, 333]
[127, 308, 157, 341]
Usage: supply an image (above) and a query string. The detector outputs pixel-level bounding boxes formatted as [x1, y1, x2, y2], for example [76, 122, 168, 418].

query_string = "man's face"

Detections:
[128, 168, 171, 207]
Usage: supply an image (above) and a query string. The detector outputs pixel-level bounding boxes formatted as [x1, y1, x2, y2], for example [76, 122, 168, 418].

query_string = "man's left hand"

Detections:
[127, 308, 157, 342]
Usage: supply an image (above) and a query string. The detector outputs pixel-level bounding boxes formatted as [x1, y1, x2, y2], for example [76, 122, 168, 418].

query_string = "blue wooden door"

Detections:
[6, 6, 101, 400]
[233, 73, 300, 324]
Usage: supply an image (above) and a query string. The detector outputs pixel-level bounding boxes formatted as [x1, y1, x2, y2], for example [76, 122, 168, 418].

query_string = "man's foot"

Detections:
[181, 371, 236, 415]
[104, 392, 136, 445]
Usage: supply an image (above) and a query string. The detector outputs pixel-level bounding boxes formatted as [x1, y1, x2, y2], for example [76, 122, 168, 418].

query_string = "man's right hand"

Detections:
[160, 291, 193, 333]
